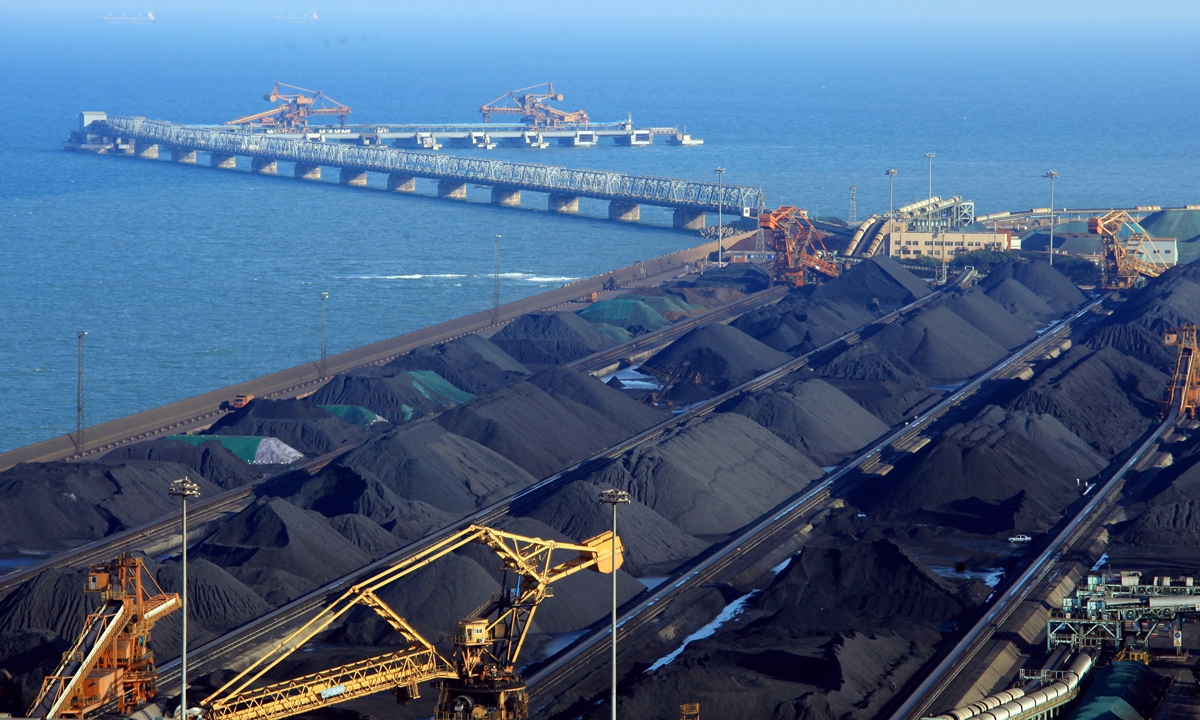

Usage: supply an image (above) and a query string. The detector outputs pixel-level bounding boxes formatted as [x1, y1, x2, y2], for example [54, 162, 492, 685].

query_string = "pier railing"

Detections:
[99, 116, 765, 213]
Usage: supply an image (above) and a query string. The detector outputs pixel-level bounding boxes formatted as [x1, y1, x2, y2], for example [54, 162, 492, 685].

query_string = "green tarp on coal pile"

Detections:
[316, 405, 387, 427]
[165, 435, 303, 465]
[578, 298, 670, 333]
[1061, 661, 1167, 720]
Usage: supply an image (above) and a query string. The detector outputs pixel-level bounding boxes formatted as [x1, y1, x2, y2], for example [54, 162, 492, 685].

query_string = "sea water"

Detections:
[2, 8, 1199, 452]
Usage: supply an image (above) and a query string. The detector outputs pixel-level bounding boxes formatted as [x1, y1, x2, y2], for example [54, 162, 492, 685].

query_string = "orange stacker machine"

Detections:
[758, 206, 840, 287]
[28, 555, 180, 719]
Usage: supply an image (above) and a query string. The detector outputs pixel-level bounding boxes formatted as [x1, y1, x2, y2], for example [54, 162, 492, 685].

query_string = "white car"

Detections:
[1008, 534, 1032, 544]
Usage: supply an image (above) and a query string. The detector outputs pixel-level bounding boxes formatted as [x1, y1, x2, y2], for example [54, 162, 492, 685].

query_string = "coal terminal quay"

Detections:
[9, 69, 1200, 720]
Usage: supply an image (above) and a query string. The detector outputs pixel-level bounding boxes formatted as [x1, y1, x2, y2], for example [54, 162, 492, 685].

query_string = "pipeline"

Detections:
[933, 653, 1092, 720]
[896, 196, 942, 216]
[845, 218, 874, 256]
[862, 218, 890, 258]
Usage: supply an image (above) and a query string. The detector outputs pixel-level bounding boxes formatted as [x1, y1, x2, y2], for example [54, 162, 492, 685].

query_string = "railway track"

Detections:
[0, 283, 788, 597]
[525, 294, 1107, 712]
[155, 277, 962, 691]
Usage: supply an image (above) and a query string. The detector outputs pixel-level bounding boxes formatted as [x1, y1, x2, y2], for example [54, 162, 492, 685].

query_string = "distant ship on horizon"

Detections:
[272, 12, 318, 22]
[97, 11, 154, 23]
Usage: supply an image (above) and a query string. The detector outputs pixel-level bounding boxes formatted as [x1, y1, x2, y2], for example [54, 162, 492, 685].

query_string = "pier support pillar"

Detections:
[294, 163, 321, 180]
[673, 208, 706, 230]
[491, 188, 521, 207]
[549, 194, 580, 214]
[171, 149, 197, 164]
[210, 153, 236, 170]
[388, 174, 416, 192]
[134, 142, 159, 159]
[339, 169, 368, 187]
[609, 201, 640, 221]
[438, 181, 468, 199]
[251, 158, 277, 175]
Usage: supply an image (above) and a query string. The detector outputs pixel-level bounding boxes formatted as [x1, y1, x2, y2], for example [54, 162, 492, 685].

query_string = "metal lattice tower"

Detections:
[76, 330, 86, 454]
[849, 186, 857, 224]
[320, 292, 328, 376]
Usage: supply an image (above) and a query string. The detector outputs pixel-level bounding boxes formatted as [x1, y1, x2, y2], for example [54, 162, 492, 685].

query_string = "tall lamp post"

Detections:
[886, 169, 898, 218]
[599, 488, 630, 720]
[169, 477, 201, 720]
[924, 153, 936, 231]
[1042, 171, 1059, 266]
[715, 167, 725, 267]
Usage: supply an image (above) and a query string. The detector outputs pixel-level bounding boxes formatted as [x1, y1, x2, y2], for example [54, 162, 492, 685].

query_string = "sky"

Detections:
[5, 0, 1200, 21]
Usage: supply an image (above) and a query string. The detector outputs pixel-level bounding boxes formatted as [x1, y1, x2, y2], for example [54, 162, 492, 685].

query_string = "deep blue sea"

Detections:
[3, 6, 1199, 452]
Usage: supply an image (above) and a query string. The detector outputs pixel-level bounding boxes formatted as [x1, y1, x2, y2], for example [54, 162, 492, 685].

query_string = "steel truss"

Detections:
[98, 117, 765, 213]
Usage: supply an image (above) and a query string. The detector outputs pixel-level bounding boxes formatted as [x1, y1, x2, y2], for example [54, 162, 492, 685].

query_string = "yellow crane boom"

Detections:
[203, 524, 623, 720]
[1088, 210, 1168, 290]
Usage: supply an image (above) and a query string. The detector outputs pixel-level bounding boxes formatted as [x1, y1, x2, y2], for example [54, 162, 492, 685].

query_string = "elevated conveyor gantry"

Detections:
[1163, 324, 1200, 419]
[29, 555, 180, 719]
[202, 524, 623, 720]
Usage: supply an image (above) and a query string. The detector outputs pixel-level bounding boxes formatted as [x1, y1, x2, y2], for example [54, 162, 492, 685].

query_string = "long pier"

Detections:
[67, 114, 764, 228]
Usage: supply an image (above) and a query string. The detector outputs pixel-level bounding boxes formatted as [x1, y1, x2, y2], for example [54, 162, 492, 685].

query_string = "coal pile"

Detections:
[859, 305, 1009, 382]
[848, 421, 1082, 534]
[983, 261, 1085, 314]
[932, 287, 1037, 349]
[1008, 345, 1167, 456]
[489, 312, 617, 365]
[641, 324, 792, 394]
[593, 535, 979, 720]
[1119, 458, 1200, 546]
[731, 293, 876, 355]
[577, 298, 670, 335]
[671, 264, 770, 295]
[761, 536, 990, 623]
[309, 370, 474, 424]
[322, 423, 535, 516]
[0, 462, 220, 554]
[0, 629, 66, 714]
[204, 399, 366, 456]
[975, 406, 1109, 481]
[985, 278, 1058, 327]
[146, 557, 274, 660]
[0, 566, 90, 649]
[1087, 264, 1200, 370]
[718, 376, 889, 466]
[812, 256, 931, 311]
[104, 438, 261, 489]
[583, 413, 824, 536]
[194, 498, 371, 604]
[436, 370, 662, 479]
[662, 285, 745, 308]
[381, 334, 531, 395]
[513, 481, 709, 575]
[326, 514, 405, 559]
[816, 345, 943, 425]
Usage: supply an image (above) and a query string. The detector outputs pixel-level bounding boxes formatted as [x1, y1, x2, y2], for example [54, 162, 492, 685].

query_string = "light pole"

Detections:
[599, 488, 630, 720]
[1043, 171, 1059, 266]
[715, 167, 725, 267]
[925, 153, 936, 231]
[493, 234, 501, 325]
[886, 169, 897, 218]
[169, 477, 201, 720]
[320, 292, 328, 376]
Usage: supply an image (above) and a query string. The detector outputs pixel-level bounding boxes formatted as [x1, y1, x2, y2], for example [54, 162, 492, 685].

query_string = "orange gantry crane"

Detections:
[1163, 324, 1200, 418]
[1088, 210, 1168, 290]
[28, 555, 180, 719]
[758, 206, 840, 287]
[225, 82, 351, 130]
[480, 83, 589, 128]
[203, 524, 623, 720]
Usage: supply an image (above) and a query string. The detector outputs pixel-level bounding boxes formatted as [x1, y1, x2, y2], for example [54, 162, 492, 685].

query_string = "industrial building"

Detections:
[887, 226, 1013, 261]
